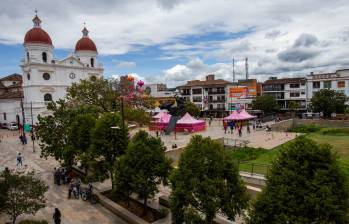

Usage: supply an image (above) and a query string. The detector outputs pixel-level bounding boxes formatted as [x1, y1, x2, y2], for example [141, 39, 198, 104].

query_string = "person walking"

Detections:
[223, 122, 227, 134]
[247, 125, 250, 134]
[53, 208, 61, 224]
[16, 153, 23, 166]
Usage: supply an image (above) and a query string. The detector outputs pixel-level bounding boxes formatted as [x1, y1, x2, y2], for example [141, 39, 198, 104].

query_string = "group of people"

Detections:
[223, 121, 251, 137]
[53, 167, 75, 185]
[19, 134, 27, 145]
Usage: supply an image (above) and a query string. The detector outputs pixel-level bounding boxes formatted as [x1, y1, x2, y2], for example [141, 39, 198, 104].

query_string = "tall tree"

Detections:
[2, 171, 48, 224]
[36, 101, 99, 168]
[90, 112, 128, 189]
[170, 135, 248, 223]
[184, 101, 201, 117]
[113, 130, 171, 213]
[310, 89, 347, 118]
[247, 137, 349, 224]
[67, 76, 120, 112]
[252, 95, 280, 114]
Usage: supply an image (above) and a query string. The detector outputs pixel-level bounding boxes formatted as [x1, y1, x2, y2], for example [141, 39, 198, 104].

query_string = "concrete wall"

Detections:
[270, 119, 295, 132]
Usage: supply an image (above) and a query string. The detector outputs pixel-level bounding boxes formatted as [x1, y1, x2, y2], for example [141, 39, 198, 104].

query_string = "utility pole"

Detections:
[232, 58, 235, 83]
[121, 96, 125, 134]
[31, 101, 35, 152]
[20, 96, 26, 141]
[245, 57, 249, 80]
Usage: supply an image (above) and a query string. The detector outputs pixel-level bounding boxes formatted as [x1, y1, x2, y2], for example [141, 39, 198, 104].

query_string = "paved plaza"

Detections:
[0, 129, 127, 224]
[147, 119, 297, 150]
[0, 120, 295, 224]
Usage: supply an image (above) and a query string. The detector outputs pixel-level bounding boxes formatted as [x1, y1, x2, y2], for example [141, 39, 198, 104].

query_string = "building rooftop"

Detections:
[178, 74, 232, 88]
[263, 77, 306, 85]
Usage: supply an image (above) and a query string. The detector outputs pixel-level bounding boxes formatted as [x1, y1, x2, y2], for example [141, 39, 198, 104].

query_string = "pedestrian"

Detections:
[156, 131, 159, 137]
[223, 122, 227, 134]
[19, 135, 24, 145]
[53, 208, 61, 224]
[238, 127, 242, 137]
[247, 125, 250, 134]
[53, 167, 58, 185]
[23, 135, 27, 144]
[16, 153, 23, 166]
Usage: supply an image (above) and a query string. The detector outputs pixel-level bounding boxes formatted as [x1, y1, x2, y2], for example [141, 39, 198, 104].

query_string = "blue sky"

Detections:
[1, 0, 349, 87]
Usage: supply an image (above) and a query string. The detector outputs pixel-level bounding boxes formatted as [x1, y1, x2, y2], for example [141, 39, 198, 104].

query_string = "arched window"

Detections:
[27, 52, 30, 62]
[27, 73, 30, 80]
[42, 52, 47, 63]
[90, 58, 94, 67]
[43, 73, 50, 80]
[44, 93, 52, 102]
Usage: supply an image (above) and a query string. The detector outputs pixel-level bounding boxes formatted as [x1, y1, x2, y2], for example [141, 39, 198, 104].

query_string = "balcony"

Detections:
[208, 91, 225, 94]
[181, 92, 191, 96]
[208, 99, 226, 103]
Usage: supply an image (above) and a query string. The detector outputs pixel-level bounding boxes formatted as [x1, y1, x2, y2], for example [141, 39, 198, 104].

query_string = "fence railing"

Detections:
[238, 161, 271, 176]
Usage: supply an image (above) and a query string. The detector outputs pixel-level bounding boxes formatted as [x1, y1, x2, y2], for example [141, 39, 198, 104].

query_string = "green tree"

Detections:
[184, 101, 201, 117]
[36, 101, 99, 168]
[247, 137, 349, 224]
[90, 112, 128, 189]
[67, 76, 120, 112]
[2, 171, 48, 224]
[170, 135, 248, 223]
[252, 95, 280, 114]
[113, 130, 171, 213]
[311, 89, 347, 118]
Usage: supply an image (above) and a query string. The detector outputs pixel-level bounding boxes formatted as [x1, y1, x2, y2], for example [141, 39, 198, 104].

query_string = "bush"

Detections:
[225, 147, 267, 161]
[18, 220, 48, 224]
[321, 128, 349, 136]
[290, 124, 320, 133]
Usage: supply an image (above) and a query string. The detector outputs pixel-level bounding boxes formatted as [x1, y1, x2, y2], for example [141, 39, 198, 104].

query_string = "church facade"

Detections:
[18, 13, 103, 124]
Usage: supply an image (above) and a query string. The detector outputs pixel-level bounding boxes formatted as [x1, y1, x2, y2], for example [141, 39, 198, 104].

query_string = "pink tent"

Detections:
[175, 113, 206, 132]
[152, 111, 171, 122]
[239, 109, 257, 119]
[150, 112, 171, 130]
[224, 109, 256, 121]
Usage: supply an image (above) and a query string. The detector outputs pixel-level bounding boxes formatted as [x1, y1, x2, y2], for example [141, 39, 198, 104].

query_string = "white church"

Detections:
[0, 13, 103, 125]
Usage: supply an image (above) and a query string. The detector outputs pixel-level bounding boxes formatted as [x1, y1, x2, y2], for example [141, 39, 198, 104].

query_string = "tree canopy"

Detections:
[252, 95, 280, 114]
[184, 101, 201, 117]
[170, 135, 248, 223]
[1, 170, 48, 224]
[113, 130, 171, 213]
[90, 112, 129, 188]
[310, 89, 347, 117]
[247, 137, 349, 224]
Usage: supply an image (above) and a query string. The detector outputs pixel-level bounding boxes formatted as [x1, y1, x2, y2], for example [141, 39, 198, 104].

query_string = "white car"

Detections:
[8, 122, 18, 131]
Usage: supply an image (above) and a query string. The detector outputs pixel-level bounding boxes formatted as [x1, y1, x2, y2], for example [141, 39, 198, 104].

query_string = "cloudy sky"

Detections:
[1, 0, 349, 86]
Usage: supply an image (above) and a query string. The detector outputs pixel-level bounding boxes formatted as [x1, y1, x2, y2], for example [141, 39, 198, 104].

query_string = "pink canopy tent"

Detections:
[150, 112, 171, 130]
[224, 109, 256, 121]
[175, 113, 206, 132]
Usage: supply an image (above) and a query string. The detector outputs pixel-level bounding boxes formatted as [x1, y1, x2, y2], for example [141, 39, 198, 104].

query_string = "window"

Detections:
[27, 52, 30, 62]
[338, 81, 345, 88]
[44, 93, 52, 102]
[290, 83, 300, 88]
[91, 58, 94, 67]
[193, 96, 202, 102]
[27, 73, 30, 80]
[290, 92, 300, 97]
[192, 88, 202, 94]
[3, 113, 6, 120]
[301, 92, 305, 95]
[312, 81, 320, 89]
[42, 52, 47, 63]
[324, 81, 331, 89]
[43, 73, 50, 80]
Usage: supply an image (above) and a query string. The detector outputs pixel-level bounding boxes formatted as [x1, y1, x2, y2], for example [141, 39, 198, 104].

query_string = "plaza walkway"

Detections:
[0, 129, 126, 224]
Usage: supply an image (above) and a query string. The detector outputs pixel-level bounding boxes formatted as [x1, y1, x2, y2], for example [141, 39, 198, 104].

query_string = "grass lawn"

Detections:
[226, 128, 349, 176]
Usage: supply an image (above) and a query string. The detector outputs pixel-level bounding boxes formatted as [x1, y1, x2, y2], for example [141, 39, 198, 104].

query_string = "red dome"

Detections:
[75, 37, 97, 52]
[24, 27, 52, 45]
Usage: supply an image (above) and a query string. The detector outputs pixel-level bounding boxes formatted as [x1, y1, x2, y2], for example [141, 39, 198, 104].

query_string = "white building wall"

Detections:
[0, 99, 22, 124]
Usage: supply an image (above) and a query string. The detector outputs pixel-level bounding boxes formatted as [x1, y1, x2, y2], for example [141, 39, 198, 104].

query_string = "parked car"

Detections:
[8, 122, 18, 131]
[0, 123, 8, 129]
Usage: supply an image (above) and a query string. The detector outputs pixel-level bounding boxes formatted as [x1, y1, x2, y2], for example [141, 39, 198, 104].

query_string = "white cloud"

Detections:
[1, 0, 349, 81]
[116, 61, 137, 68]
